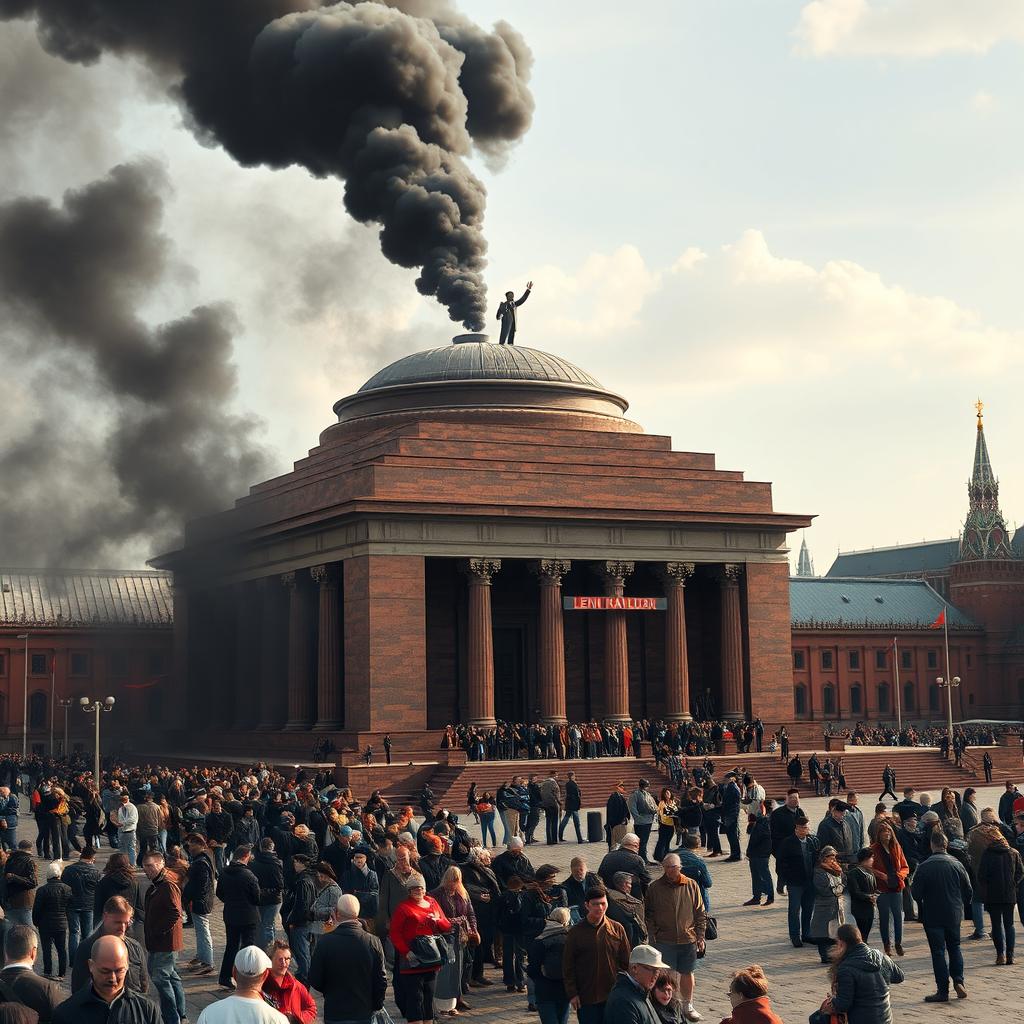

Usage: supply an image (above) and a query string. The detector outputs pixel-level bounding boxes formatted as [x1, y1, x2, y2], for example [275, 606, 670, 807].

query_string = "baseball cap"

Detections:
[629, 944, 670, 968]
[234, 945, 272, 977]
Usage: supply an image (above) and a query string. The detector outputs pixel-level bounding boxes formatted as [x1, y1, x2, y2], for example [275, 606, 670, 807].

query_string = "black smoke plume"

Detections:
[0, 161, 269, 566]
[0, 0, 534, 329]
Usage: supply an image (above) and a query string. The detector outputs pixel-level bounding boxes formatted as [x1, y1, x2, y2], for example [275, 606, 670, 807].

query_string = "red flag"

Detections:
[929, 608, 946, 629]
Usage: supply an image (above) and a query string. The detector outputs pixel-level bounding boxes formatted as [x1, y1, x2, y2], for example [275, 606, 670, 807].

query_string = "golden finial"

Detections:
[975, 397, 984, 430]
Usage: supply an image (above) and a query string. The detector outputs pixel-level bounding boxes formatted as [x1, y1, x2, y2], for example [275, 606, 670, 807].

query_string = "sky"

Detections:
[2, 0, 1023, 571]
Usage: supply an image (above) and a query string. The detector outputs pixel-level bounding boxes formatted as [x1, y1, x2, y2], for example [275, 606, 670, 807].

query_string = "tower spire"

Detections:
[959, 399, 1014, 561]
[796, 534, 815, 577]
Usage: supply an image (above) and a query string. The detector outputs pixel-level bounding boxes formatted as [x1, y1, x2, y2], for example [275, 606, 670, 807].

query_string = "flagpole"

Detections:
[893, 637, 902, 735]
[943, 606, 954, 747]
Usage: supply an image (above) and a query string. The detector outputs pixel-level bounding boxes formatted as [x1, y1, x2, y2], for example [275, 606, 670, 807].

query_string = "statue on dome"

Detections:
[496, 280, 533, 345]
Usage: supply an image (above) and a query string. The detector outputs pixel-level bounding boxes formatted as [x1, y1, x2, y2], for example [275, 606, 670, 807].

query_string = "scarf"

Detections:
[877, 842, 898, 890]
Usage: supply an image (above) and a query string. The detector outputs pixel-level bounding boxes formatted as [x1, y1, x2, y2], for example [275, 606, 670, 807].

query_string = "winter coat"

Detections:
[32, 878, 72, 932]
[526, 929, 570, 1004]
[719, 997, 784, 1024]
[745, 816, 773, 858]
[216, 861, 260, 927]
[809, 867, 845, 940]
[602, 971, 661, 1024]
[3, 851, 37, 910]
[492, 850, 535, 887]
[847, 865, 877, 906]
[910, 853, 973, 931]
[564, 780, 582, 813]
[606, 888, 648, 947]
[519, 883, 567, 941]
[817, 814, 854, 863]
[977, 844, 1024, 907]
[284, 868, 318, 926]
[831, 942, 904, 1024]
[181, 850, 215, 916]
[777, 835, 820, 889]
[598, 848, 652, 896]
[870, 839, 909, 894]
[143, 871, 183, 953]
[94, 870, 144, 924]
[340, 865, 380, 919]
[62, 860, 101, 913]
[311, 881, 343, 934]
[250, 849, 284, 906]
[461, 860, 501, 929]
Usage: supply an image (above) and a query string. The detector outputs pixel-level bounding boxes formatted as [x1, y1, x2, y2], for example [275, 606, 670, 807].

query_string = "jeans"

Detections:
[654, 825, 675, 863]
[220, 921, 259, 986]
[501, 933, 525, 987]
[479, 813, 497, 847]
[148, 950, 186, 1024]
[634, 822, 653, 862]
[499, 811, 510, 844]
[722, 818, 740, 859]
[971, 900, 987, 937]
[559, 810, 583, 843]
[38, 925, 67, 977]
[989, 904, 1016, 956]
[68, 909, 93, 960]
[924, 925, 964, 993]
[749, 856, 773, 901]
[193, 912, 214, 967]
[544, 808, 560, 845]
[576, 1003, 605, 1024]
[877, 892, 903, 946]
[537, 998, 570, 1024]
[259, 903, 282, 948]
[120, 830, 138, 866]
[787, 884, 814, 943]
[6, 908, 32, 928]
[290, 923, 313, 981]
[159, 829, 168, 854]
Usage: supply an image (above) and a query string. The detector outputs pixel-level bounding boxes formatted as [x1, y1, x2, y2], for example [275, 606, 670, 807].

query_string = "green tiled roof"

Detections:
[790, 577, 976, 629]
[826, 540, 959, 578]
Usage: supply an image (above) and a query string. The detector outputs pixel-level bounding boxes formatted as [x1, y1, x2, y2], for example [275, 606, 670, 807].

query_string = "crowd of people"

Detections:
[0, 753, 1019, 1024]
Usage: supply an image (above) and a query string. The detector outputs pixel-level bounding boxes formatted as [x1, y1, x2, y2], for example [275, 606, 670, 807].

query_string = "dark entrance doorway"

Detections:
[494, 626, 527, 722]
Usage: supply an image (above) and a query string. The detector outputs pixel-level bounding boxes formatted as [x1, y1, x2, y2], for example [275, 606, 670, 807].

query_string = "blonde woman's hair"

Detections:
[441, 865, 468, 901]
[546, 907, 571, 927]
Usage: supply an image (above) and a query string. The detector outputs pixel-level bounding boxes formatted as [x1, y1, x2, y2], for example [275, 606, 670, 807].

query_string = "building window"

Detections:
[927, 650, 938, 670]
[147, 651, 167, 676]
[901, 650, 913, 670]
[823, 684, 836, 716]
[28, 691, 47, 729]
[848, 650, 860, 670]
[821, 650, 834, 670]
[793, 651, 805, 670]
[850, 685, 862, 714]
[875, 650, 887, 670]
[70, 653, 90, 676]
[794, 685, 808, 717]
[929, 684, 940, 712]
[903, 682, 915, 710]
[109, 652, 129, 677]
[877, 683, 890, 714]
[30, 653, 48, 675]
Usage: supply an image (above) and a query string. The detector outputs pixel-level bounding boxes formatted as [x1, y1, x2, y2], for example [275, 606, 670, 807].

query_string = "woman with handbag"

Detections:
[390, 872, 453, 1024]
[809, 846, 846, 964]
[430, 867, 477, 1016]
[655, 789, 679, 863]
[816, 923, 903, 1024]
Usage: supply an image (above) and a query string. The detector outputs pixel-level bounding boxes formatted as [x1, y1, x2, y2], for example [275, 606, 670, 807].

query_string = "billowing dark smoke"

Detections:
[0, 161, 269, 565]
[0, 0, 534, 329]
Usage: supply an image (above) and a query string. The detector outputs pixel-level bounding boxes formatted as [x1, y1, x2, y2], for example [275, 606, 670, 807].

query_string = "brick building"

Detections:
[151, 335, 812, 759]
[0, 570, 173, 755]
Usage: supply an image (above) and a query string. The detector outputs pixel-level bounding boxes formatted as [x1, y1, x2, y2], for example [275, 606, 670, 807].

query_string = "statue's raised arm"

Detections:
[496, 280, 533, 346]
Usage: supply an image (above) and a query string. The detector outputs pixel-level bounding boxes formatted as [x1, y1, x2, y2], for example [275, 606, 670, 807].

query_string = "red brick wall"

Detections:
[343, 555, 426, 731]
[745, 562, 794, 724]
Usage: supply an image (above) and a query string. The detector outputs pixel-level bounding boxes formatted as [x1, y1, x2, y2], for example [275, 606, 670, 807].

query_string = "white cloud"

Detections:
[971, 89, 996, 113]
[795, 0, 1024, 58]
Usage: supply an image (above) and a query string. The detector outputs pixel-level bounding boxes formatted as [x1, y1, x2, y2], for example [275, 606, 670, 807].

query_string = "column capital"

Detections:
[310, 564, 338, 588]
[464, 558, 501, 584]
[280, 571, 298, 590]
[720, 563, 743, 586]
[533, 559, 571, 586]
[663, 562, 695, 588]
[600, 560, 635, 588]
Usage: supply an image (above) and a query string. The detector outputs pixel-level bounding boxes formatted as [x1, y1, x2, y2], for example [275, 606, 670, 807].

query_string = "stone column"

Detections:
[534, 560, 571, 724]
[601, 561, 634, 723]
[311, 564, 342, 730]
[233, 582, 255, 729]
[283, 571, 314, 730]
[719, 563, 746, 719]
[257, 578, 283, 729]
[464, 559, 501, 728]
[662, 562, 695, 721]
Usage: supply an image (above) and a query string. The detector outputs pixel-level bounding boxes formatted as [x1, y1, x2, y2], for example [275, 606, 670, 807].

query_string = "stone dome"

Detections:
[329, 335, 634, 433]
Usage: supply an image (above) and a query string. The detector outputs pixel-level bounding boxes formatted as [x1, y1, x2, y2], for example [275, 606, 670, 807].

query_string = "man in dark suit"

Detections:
[720, 773, 742, 862]
[559, 771, 584, 844]
[495, 282, 533, 345]
[0, 924, 66, 1022]
[777, 817, 819, 947]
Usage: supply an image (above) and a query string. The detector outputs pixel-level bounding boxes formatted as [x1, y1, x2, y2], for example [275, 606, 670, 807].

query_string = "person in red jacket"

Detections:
[389, 872, 452, 1024]
[870, 821, 910, 957]
[718, 965, 784, 1024]
[261, 939, 317, 1023]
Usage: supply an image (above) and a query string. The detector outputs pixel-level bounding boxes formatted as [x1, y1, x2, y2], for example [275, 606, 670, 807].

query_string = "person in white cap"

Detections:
[603, 944, 670, 1024]
[196, 945, 286, 1024]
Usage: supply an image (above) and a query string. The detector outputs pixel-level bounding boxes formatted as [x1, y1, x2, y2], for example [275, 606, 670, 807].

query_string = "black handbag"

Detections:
[704, 915, 718, 941]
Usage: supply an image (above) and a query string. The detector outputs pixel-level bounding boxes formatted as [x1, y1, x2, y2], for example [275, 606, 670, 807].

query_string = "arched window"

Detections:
[849, 685, 862, 714]
[29, 691, 47, 729]
[903, 682, 915, 711]
[794, 685, 807, 717]
[877, 683, 890, 714]
[823, 684, 836, 716]
[929, 684, 940, 712]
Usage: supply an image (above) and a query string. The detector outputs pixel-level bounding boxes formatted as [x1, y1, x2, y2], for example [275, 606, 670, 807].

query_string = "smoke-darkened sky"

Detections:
[2, 1, 1024, 570]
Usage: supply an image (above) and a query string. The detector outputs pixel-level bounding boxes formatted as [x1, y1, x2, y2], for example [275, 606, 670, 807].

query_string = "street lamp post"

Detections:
[57, 698, 75, 756]
[81, 697, 115, 786]
[16, 634, 29, 759]
[936, 675, 961, 754]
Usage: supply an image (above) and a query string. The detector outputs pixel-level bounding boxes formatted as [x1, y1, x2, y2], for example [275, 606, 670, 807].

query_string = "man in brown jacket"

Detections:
[141, 850, 186, 1024]
[562, 885, 630, 1024]
[644, 854, 707, 1023]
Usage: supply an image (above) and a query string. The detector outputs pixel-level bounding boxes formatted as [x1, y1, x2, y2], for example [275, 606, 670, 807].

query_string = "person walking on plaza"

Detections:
[818, 800, 854, 866]
[644, 855, 706, 1023]
[216, 843, 261, 989]
[769, 789, 802, 895]
[628, 780, 659, 864]
[603, 943, 669, 1024]
[182, 833, 216, 976]
[606, 783, 631, 851]
[55, 934, 159, 1024]
[62, 845, 101, 960]
[976, 829, 1023, 965]
[870, 821, 908, 957]
[112, 791, 139, 867]
[526, 906, 572, 1024]
[559, 771, 583, 844]
[540, 773, 562, 847]
[777, 815, 819, 947]
[141, 850, 187, 1024]
[262, 939, 316, 1023]
[846, 848, 878, 941]
[562, 885, 630, 1024]
[809, 845, 846, 964]
[911, 830, 972, 1002]
[1, 925, 66, 1022]
[32, 861, 72, 980]
[825, 922, 904, 1024]
[137, 792, 162, 856]
[742, 802, 773, 908]
[879, 765, 897, 802]
[196, 946, 286, 1024]
[309, 894, 387, 1024]
[70, 895, 149, 996]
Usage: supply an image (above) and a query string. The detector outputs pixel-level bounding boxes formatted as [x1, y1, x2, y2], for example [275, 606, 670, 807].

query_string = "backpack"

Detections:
[538, 934, 565, 980]
[497, 890, 523, 932]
